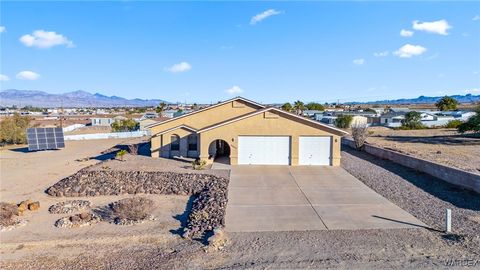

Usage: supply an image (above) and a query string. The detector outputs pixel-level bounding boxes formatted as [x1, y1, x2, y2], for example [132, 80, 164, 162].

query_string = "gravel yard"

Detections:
[364, 127, 480, 174]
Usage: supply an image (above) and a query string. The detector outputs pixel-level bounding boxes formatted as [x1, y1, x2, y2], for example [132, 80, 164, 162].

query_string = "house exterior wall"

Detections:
[153, 127, 198, 158]
[198, 111, 342, 166]
[150, 100, 261, 157]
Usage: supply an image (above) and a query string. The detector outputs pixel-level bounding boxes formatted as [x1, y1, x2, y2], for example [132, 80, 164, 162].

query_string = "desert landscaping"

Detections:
[365, 127, 480, 174]
[1, 137, 479, 269]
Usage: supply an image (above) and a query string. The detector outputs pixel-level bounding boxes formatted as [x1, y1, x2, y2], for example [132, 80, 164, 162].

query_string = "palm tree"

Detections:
[293, 100, 305, 115]
[156, 102, 166, 114]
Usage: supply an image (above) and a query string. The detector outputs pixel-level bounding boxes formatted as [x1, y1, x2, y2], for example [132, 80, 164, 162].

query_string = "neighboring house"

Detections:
[148, 97, 348, 166]
[139, 117, 169, 131]
[302, 110, 323, 118]
[91, 115, 127, 126]
[161, 110, 177, 118]
[315, 111, 375, 126]
[140, 112, 159, 120]
[380, 112, 405, 127]
[388, 107, 410, 113]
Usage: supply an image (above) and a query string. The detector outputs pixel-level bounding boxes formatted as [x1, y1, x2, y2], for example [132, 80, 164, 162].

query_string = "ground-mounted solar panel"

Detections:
[27, 127, 65, 151]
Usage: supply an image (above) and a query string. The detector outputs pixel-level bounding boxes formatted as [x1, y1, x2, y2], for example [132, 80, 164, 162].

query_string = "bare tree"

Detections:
[127, 144, 139, 155]
[351, 122, 369, 150]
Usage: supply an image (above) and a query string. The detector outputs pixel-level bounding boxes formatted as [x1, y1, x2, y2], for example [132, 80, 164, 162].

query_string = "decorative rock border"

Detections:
[113, 215, 156, 226]
[49, 200, 91, 214]
[54, 212, 101, 228]
[46, 169, 229, 238]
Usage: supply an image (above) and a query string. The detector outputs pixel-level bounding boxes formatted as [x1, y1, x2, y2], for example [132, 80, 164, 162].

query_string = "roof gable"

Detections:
[146, 96, 264, 129]
[197, 107, 348, 135]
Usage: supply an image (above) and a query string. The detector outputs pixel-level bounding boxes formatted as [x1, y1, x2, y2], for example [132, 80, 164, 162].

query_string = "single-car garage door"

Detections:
[238, 136, 290, 165]
[299, 136, 332, 165]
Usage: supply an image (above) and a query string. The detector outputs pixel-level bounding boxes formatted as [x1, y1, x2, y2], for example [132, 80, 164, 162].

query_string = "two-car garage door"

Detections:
[238, 136, 290, 165]
[237, 136, 331, 165]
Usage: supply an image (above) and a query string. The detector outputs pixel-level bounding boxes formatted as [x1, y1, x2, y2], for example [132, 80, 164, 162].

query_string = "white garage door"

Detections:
[238, 136, 290, 165]
[299, 136, 332, 165]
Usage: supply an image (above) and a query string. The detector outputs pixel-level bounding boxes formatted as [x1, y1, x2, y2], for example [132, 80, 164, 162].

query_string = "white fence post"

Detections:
[445, 209, 451, 233]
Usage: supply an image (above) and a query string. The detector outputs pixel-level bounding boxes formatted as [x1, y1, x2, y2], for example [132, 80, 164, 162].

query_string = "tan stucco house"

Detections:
[148, 97, 348, 166]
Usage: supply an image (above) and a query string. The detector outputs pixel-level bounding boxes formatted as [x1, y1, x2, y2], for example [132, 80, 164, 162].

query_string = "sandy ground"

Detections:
[364, 127, 480, 174]
[1, 139, 479, 269]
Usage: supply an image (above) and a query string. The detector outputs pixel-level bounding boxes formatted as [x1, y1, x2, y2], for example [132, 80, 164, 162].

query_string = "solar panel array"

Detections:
[27, 128, 65, 151]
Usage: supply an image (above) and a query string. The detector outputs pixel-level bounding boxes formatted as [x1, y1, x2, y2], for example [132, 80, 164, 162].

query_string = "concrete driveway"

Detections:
[225, 166, 425, 232]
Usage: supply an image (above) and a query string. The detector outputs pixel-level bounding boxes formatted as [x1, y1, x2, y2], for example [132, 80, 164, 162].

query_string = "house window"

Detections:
[171, 135, 180, 151]
[188, 134, 197, 151]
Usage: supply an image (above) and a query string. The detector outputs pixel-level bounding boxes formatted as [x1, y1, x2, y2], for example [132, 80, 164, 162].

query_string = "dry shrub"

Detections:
[110, 197, 155, 221]
[351, 123, 369, 150]
[127, 144, 139, 155]
[0, 202, 19, 227]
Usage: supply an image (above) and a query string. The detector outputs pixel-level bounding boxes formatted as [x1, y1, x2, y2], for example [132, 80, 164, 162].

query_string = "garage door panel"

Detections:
[299, 136, 331, 165]
[238, 136, 290, 165]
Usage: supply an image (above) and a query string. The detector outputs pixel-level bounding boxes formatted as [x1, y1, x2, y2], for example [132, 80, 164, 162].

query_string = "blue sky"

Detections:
[1, 1, 479, 104]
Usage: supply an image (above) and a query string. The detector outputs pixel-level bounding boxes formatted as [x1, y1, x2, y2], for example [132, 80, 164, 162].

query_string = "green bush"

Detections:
[458, 105, 480, 134]
[192, 159, 207, 170]
[335, 115, 353, 128]
[0, 114, 31, 145]
[111, 119, 139, 132]
[444, 119, 463, 128]
[116, 149, 128, 161]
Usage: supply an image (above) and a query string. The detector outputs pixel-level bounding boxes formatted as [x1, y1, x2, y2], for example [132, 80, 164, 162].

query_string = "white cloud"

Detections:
[353, 59, 365, 65]
[0, 74, 9, 81]
[473, 15, 480, 21]
[400, 29, 414, 37]
[393, 44, 427, 58]
[0, 26, 5, 33]
[16, 71, 40, 80]
[412, 20, 451, 35]
[165, 62, 192, 73]
[465, 88, 480, 94]
[226, 85, 243, 95]
[250, 9, 282, 25]
[20, 30, 74, 49]
[373, 51, 389, 57]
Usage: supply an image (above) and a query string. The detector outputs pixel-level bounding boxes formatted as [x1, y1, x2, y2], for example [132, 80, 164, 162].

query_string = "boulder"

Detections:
[28, 201, 40, 211]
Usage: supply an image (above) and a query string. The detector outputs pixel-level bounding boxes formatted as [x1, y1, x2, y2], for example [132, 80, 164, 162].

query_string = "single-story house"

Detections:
[148, 97, 348, 166]
[91, 115, 127, 126]
[139, 117, 170, 131]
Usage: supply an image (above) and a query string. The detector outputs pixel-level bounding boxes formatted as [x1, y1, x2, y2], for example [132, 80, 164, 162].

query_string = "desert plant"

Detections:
[335, 115, 353, 128]
[444, 119, 463, 129]
[0, 114, 31, 145]
[435, 96, 458, 111]
[401, 111, 426, 129]
[116, 149, 128, 161]
[458, 105, 480, 134]
[110, 197, 155, 221]
[127, 144, 139, 155]
[0, 202, 19, 227]
[351, 123, 369, 150]
[192, 159, 207, 170]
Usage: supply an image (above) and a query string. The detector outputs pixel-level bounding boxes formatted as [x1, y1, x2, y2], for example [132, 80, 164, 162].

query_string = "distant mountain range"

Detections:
[0, 89, 169, 108]
[346, 94, 480, 105]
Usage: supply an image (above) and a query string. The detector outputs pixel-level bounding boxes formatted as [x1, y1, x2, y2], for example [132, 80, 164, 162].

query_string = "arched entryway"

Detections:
[208, 139, 231, 165]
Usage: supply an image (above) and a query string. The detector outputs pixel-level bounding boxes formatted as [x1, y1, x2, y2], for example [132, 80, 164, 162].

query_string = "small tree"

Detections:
[458, 105, 480, 134]
[351, 122, 369, 150]
[401, 111, 425, 129]
[281, 102, 293, 112]
[0, 114, 31, 145]
[435, 96, 458, 111]
[335, 115, 353, 128]
[111, 119, 139, 132]
[293, 100, 305, 115]
[305, 102, 325, 111]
